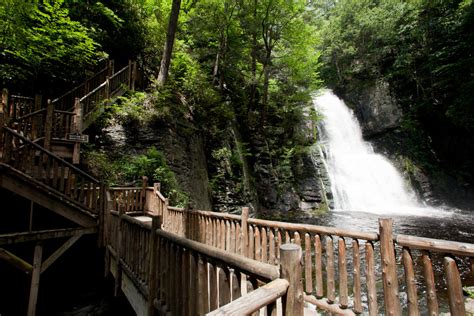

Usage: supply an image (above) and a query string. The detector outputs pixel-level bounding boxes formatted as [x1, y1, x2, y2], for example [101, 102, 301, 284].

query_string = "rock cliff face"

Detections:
[100, 121, 213, 210]
[336, 79, 401, 137]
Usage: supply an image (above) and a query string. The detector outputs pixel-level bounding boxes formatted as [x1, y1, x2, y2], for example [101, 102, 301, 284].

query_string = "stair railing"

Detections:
[1, 127, 103, 214]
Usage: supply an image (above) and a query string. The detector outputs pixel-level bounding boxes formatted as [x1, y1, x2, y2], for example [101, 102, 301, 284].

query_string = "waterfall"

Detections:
[314, 90, 425, 214]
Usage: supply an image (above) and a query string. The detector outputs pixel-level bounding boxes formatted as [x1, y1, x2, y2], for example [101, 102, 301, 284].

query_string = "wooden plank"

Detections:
[40, 234, 82, 273]
[379, 218, 401, 315]
[0, 227, 96, 245]
[422, 252, 439, 315]
[365, 241, 378, 315]
[402, 248, 419, 316]
[27, 243, 43, 316]
[444, 257, 466, 316]
[0, 248, 32, 274]
[207, 278, 289, 316]
[352, 239, 362, 314]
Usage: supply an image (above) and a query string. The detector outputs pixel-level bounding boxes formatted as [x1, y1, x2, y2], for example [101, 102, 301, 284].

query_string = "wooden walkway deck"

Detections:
[1, 61, 473, 315]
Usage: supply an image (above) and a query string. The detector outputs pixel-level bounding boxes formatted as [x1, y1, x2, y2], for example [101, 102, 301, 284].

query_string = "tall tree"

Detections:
[157, 0, 182, 86]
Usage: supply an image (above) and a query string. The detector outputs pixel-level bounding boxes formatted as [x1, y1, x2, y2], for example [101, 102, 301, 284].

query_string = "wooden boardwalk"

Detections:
[0, 63, 473, 315]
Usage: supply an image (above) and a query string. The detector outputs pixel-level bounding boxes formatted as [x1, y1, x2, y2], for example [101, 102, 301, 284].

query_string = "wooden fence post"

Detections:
[241, 207, 249, 257]
[31, 94, 42, 140]
[105, 76, 110, 101]
[148, 215, 161, 316]
[98, 183, 106, 248]
[108, 60, 115, 76]
[114, 205, 125, 297]
[131, 61, 137, 91]
[72, 97, 82, 164]
[0, 89, 7, 159]
[379, 218, 401, 315]
[141, 176, 148, 214]
[128, 60, 133, 89]
[43, 100, 54, 152]
[280, 243, 304, 316]
[444, 257, 466, 315]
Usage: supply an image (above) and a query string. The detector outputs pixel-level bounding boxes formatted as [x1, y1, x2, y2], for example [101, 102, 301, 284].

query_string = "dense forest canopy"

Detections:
[316, 0, 474, 184]
[1, 0, 473, 206]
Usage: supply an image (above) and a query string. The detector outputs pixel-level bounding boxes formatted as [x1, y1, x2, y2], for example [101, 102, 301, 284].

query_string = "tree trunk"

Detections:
[157, 0, 182, 86]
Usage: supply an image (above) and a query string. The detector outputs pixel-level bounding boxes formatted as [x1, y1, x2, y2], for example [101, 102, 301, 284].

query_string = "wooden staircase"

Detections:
[0, 60, 136, 316]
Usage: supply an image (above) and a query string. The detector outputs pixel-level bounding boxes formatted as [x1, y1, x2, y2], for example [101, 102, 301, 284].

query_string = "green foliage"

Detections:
[0, 0, 104, 92]
[84, 146, 188, 206]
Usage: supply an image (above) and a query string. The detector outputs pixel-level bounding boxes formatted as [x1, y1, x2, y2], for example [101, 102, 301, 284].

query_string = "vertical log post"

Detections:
[105, 76, 110, 101]
[422, 252, 439, 315]
[114, 205, 125, 297]
[402, 248, 419, 316]
[108, 59, 115, 76]
[0, 89, 6, 157]
[365, 241, 378, 315]
[241, 207, 249, 257]
[280, 243, 304, 316]
[27, 242, 43, 316]
[131, 61, 137, 91]
[32, 94, 42, 140]
[444, 257, 466, 316]
[148, 215, 161, 316]
[98, 183, 106, 248]
[141, 176, 148, 214]
[72, 97, 82, 164]
[153, 183, 161, 217]
[43, 100, 54, 152]
[128, 60, 133, 89]
[379, 218, 401, 315]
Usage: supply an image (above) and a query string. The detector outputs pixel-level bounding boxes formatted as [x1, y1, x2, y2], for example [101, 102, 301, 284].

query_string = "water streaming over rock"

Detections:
[314, 90, 429, 215]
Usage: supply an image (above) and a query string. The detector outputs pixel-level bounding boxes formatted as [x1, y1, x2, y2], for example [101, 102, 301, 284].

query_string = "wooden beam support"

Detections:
[0, 248, 33, 274]
[27, 243, 43, 316]
[0, 227, 97, 246]
[40, 233, 83, 273]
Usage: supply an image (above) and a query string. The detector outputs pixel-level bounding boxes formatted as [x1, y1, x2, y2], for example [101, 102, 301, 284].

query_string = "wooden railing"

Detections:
[1, 60, 136, 150]
[52, 61, 112, 112]
[1, 127, 103, 214]
[105, 209, 304, 316]
[120, 185, 473, 315]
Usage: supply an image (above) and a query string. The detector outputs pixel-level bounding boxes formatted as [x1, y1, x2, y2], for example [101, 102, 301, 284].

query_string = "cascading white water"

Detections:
[314, 90, 425, 214]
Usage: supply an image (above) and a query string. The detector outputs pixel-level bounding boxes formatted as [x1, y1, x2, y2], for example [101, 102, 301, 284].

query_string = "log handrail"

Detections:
[15, 108, 46, 121]
[79, 81, 107, 103]
[155, 228, 280, 281]
[206, 278, 289, 316]
[396, 234, 474, 257]
[3, 127, 99, 183]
